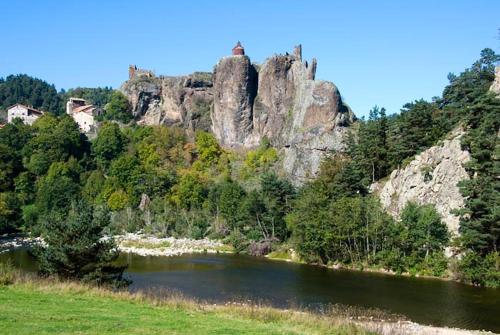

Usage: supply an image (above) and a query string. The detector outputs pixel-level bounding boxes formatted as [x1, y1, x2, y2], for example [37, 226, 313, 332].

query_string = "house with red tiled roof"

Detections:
[66, 97, 101, 133]
[7, 103, 44, 125]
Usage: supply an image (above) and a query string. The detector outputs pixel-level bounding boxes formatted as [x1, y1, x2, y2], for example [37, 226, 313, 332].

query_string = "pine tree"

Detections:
[458, 94, 500, 254]
[35, 200, 128, 287]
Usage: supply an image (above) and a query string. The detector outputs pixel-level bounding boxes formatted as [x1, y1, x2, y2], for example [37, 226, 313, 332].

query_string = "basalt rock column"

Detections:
[212, 54, 258, 146]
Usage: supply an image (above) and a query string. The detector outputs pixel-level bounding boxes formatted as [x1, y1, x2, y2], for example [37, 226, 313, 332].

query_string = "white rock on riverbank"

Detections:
[115, 233, 230, 257]
[1, 233, 230, 257]
[359, 320, 495, 335]
[0, 235, 44, 253]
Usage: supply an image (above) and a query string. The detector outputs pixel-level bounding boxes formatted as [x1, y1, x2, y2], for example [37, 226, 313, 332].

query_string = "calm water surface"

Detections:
[2, 250, 499, 332]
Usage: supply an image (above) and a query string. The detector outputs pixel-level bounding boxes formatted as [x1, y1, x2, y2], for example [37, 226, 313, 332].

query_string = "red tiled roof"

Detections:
[73, 105, 96, 114]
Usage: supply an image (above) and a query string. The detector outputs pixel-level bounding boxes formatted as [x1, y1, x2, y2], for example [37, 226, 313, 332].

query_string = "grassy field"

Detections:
[0, 277, 370, 335]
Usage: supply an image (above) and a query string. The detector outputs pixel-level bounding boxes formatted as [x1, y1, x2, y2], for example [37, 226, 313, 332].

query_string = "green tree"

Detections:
[24, 115, 88, 176]
[353, 106, 389, 182]
[458, 94, 500, 254]
[82, 170, 106, 205]
[170, 172, 207, 210]
[286, 184, 331, 263]
[259, 173, 295, 240]
[61, 87, 113, 108]
[194, 131, 222, 168]
[35, 200, 128, 287]
[92, 122, 126, 169]
[208, 179, 246, 230]
[0, 192, 21, 233]
[400, 202, 449, 259]
[387, 100, 438, 169]
[35, 159, 82, 217]
[102, 91, 133, 123]
[0, 143, 22, 191]
[107, 190, 130, 211]
[0, 74, 62, 114]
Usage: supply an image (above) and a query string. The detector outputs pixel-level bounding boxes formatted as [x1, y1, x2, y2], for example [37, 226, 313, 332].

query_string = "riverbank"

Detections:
[0, 234, 472, 286]
[0, 266, 493, 335]
[0, 233, 233, 257]
[266, 247, 456, 283]
[116, 233, 233, 256]
[0, 270, 364, 334]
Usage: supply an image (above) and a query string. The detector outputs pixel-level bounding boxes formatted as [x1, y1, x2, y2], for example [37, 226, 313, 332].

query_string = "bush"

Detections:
[226, 229, 249, 254]
[248, 239, 275, 257]
[423, 252, 449, 277]
[378, 249, 406, 274]
[109, 208, 143, 234]
[0, 261, 17, 286]
[458, 252, 500, 288]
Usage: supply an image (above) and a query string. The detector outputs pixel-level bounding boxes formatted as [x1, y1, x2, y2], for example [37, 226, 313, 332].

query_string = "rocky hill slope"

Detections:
[490, 66, 500, 95]
[371, 128, 470, 235]
[121, 45, 354, 182]
[120, 72, 213, 133]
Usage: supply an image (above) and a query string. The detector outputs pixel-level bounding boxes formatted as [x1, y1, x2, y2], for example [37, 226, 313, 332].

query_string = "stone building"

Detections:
[128, 65, 154, 80]
[232, 41, 245, 56]
[7, 103, 44, 125]
[66, 97, 100, 133]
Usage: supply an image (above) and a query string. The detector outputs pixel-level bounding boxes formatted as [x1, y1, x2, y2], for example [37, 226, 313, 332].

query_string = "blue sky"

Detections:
[0, 0, 498, 117]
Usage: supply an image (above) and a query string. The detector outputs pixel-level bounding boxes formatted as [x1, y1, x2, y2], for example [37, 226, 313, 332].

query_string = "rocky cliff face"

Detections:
[370, 128, 470, 235]
[212, 55, 257, 145]
[120, 72, 213, 132]
[121, 45, 355, 181]
[490, 66, 500, 95]
[212, 45, 355, 182]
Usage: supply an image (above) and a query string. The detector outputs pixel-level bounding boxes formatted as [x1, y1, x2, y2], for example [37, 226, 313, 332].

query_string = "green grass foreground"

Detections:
[0, 278, 370, 335]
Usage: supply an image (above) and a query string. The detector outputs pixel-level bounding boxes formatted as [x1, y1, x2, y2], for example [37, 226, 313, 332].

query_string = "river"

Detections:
[1, 249, 499, 332]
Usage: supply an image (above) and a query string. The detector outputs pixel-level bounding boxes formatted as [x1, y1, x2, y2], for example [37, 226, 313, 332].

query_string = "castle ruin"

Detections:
[129, 65, 154, 80]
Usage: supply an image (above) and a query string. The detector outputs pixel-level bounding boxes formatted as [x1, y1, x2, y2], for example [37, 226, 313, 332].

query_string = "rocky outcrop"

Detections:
[490, 66, 500, 95]
[212, 45, 355, 182]
[120, 72, 213, 132]
[370, 128, 470, 234]
[121, 45, 355, 181]
[212, 55, 257, 145]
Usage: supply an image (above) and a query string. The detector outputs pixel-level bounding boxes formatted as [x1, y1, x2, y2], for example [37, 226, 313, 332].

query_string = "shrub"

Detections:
[226, 229, 249, 254]
[458, 252, 500, 288]
[0, 261, 17, 286]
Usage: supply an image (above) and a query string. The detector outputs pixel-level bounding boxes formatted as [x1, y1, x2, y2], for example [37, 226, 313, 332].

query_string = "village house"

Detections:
[7, 103, 44, 125]
[66, 97, 101, 133]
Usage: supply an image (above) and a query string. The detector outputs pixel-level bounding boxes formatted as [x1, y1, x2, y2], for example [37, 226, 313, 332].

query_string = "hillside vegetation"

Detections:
[0, 49, 498, 287]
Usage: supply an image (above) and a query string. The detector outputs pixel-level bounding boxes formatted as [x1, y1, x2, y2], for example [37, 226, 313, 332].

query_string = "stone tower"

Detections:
[232, 41, 245, 56]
